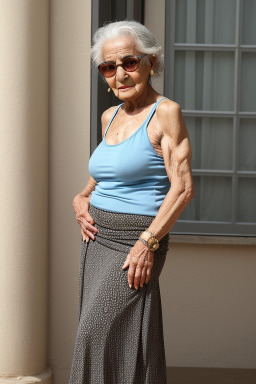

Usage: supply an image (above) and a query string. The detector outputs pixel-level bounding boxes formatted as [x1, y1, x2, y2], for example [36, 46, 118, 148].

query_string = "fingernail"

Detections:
[129, 284, 132, 288]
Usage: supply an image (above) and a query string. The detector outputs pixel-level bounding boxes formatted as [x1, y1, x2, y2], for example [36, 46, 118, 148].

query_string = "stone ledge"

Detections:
[167, 367, 256, 384]
[169, 234, 256, 245]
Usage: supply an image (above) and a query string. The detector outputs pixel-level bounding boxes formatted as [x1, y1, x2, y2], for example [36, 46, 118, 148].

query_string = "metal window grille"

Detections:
[165, 0, 256, 236]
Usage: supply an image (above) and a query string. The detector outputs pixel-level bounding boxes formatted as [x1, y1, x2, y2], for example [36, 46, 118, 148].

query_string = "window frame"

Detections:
[164, 0, 256, 236]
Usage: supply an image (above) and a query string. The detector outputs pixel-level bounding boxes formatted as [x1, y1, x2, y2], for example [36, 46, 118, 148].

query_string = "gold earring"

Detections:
[107, 87, 111, 93]
[150, 69, 154, 77]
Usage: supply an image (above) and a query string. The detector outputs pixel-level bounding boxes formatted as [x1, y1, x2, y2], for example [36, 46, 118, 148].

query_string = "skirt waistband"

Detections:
[89, 204, 155, 231]
[89, 204, 169, 254]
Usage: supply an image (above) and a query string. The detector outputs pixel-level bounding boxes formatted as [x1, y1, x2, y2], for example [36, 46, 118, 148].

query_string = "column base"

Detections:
[0, 368, 53, 384]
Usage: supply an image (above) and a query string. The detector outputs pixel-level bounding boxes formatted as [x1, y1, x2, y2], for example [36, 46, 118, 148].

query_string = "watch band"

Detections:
[144, 230, 156, 237]
[138, 237, 148, 247]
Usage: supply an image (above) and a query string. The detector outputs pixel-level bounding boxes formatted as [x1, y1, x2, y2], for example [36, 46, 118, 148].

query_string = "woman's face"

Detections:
[101, 35, 156, 102]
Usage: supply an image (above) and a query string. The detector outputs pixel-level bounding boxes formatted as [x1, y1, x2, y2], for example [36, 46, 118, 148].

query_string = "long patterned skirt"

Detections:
[69, 204, 169, 384]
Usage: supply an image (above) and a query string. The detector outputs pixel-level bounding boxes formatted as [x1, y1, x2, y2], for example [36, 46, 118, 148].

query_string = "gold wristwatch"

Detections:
[139, 230, 159, 251]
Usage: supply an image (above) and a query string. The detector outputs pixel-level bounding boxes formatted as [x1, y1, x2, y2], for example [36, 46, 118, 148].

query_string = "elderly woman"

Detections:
[69, 20, 194, 384]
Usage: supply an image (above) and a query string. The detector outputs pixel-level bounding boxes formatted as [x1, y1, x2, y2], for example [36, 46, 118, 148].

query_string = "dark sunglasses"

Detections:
[98, 54, 148, 78]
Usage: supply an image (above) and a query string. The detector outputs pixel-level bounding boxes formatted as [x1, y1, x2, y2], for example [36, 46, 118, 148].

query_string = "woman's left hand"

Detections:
[121, 240, 154, 290]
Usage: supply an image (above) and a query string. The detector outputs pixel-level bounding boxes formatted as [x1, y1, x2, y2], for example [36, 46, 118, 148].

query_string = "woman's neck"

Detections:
[123, 85, 160, 114]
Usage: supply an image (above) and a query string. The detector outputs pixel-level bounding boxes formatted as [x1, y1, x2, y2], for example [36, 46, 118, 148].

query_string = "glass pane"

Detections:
[174, 51, 234, 111]
[239, 119, 256, 171]
[179, 176, 232, 221]
[238, 178, 256, 222]
[242, 0, 256, 45]
[175, 0, 236, 44]
[240, 53, 256, 112]
[185, 117, 233, 170]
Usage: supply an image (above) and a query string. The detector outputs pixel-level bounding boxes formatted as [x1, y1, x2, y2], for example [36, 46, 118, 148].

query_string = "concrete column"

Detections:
[0, 1, 52, 383]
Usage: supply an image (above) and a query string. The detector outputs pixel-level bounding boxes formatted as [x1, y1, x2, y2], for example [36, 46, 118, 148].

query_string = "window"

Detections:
[165, 0, 256, 236]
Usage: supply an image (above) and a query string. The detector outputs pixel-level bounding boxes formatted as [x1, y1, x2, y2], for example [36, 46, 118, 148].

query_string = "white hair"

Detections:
[91, 20, 164, 76]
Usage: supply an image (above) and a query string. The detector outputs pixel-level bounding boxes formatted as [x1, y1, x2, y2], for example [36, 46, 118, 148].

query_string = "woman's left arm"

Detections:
[122, 101, 194, 290]
[147, 100, 194, 239]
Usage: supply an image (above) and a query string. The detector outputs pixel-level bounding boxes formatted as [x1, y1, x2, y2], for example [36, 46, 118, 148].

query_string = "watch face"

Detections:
[148, 237, 159, 251]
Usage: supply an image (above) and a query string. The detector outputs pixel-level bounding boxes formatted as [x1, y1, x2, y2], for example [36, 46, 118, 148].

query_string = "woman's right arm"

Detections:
[73, 175, 98, 242]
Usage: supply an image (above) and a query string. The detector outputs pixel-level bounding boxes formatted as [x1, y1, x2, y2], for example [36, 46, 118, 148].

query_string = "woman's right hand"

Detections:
[73, 194, 98, 242]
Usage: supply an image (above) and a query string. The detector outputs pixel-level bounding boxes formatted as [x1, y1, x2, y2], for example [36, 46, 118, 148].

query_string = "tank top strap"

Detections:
[103, 103, 124, 139]
[144, 97, 168, 127]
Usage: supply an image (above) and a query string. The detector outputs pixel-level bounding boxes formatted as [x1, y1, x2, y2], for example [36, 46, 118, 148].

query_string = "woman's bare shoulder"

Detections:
[101, 106, 119, 137]
[156, 98, 181, 119]
[156, 98, 187, 141]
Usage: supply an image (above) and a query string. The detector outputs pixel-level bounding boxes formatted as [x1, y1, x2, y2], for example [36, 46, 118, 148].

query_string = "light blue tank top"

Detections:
[89, 97, 170, 216]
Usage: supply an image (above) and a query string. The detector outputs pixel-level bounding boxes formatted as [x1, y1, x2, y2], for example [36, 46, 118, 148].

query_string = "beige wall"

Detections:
[145, 0, 256, 370]
[48, 1, 91, 383]
[47, 0, 256, 383]
[161, 243, 256, 368]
